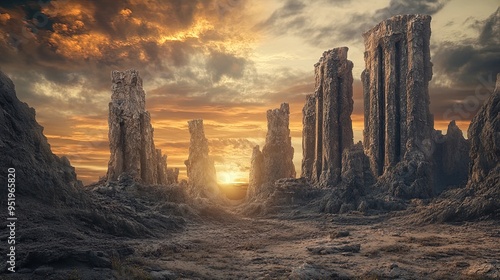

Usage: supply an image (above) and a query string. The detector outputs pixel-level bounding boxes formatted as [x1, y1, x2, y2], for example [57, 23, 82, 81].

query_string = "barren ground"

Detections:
[121, 204, 500, 279]
[2, 197, 499, 280]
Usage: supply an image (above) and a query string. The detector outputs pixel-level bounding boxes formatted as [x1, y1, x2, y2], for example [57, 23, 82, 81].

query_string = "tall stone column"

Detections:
[261, 103, 296, 184]
[106, 69, 169, 185]
[302, 47, 354, 187]
[362, 15, 433, 177]
[185, 119, 218, 197]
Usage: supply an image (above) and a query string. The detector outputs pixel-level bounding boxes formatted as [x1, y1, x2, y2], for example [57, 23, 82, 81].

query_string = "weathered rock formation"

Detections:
[185, 119, 218, 197]
[413, 74, 500, 222]
[433, 121, 470, 191]
[106, 69, 171, 185]
[341, 142, 374, 189]
[247, 145, 264, 198]
[167, 167, 180, 184]
[262, 103, 296, 183]
[248, 103, 295, 198]
[0, 70, 82, 203]
[468, 74, 500, 187]
[301, 94, 316, 180]
[302, 47, 354, 186]
[362, 15, 434, 177]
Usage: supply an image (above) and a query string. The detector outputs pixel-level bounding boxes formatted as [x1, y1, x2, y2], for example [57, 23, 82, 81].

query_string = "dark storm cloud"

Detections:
[0, 0, 254, 121]
[432, 8, 500, 88]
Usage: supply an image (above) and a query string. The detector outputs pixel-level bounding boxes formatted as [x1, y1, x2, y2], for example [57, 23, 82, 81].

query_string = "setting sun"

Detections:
[218, 171, 240, 184]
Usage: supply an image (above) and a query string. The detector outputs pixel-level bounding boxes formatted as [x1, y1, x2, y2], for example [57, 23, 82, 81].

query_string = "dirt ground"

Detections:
[1, 196, 499, 280]
[121, 203, 500, 280]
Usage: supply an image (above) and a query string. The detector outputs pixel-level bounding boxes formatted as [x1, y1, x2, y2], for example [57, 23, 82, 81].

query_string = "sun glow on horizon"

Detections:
[218, 171, 246, 184]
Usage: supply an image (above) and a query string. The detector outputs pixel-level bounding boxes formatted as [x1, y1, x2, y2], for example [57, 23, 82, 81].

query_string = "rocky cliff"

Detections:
[0, 70, 82, 203]
[414, 73, 500, 222]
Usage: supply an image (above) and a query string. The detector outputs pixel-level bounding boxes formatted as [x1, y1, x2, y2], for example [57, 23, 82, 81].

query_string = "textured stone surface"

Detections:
[468, 75, 500, 186]
[362, 14, 434, 177]
[247, 145, 264, 199]
[301, 94, 316, 180]
[0, 70, 82, 202]
[433, 121, 470, 190]
[262, 103, 296, 185]
[302, 47, 354, 186]
[341, 142, 374, 189]
[106, 69, 170, 185]
[167, 167, 179, 184]
[185, 119, 218, 197]
[412, 74, 500, 222]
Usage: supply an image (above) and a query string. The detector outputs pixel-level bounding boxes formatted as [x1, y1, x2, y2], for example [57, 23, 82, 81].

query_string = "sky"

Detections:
[0, 0, 499, 184]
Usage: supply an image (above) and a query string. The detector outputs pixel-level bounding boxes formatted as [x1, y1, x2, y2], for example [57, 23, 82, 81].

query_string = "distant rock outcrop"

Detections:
[247, 145, 264, 199]
[262, 103, 296, 182]
[185, 119, 218, 197]
[433, 121, 470, 191]
[302, 47, 354, 187]
[106, 69, 171, 185]
[0, 70, 82, 202]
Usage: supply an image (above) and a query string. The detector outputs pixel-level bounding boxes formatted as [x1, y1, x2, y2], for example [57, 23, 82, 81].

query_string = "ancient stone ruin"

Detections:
[185, 119, 219, 197]
[302, 47, 354, 187]
[248, 103, 295, 197]
[361, 15, 434, 177]
[106, 69, 171, 185]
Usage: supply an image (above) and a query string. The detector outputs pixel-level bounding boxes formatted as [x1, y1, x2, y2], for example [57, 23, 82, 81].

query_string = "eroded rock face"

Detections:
[468, 75, 500, 186]
[185, 119, 218, 197]
[106, 69, 170, 185]
[302, 47, 354, 187]
[341, 142, 374, 189]
[433, 121, 470, 190]
[262, 103, 296, 185]
[360, 15, 435, 199]
[362, 15, 434, 177]
[0, 70, 82, 202]
[301, 94, 316, 180]
[414, 74, 500, 222]
[247, 145, 264, 198]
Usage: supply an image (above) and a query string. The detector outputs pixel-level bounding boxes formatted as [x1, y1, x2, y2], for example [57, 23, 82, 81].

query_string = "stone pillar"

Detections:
[247, 145, 264, 198]
[185, 119, 218, 197]
[106, 69, 169, 185]
[362, 15, 433, 177]
[261, 103, 296, 184]
[301, 94, 316, 179]
[303, 47, 354, 186]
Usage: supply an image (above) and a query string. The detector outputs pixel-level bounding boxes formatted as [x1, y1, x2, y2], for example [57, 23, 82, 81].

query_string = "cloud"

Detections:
[432, 8, 500, 88]
[255, 0, 449, 47]
[206, 51, 247, 82]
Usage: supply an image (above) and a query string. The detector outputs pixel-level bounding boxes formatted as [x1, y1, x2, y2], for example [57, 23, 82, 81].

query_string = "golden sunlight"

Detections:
[218, 171, 240, 184]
